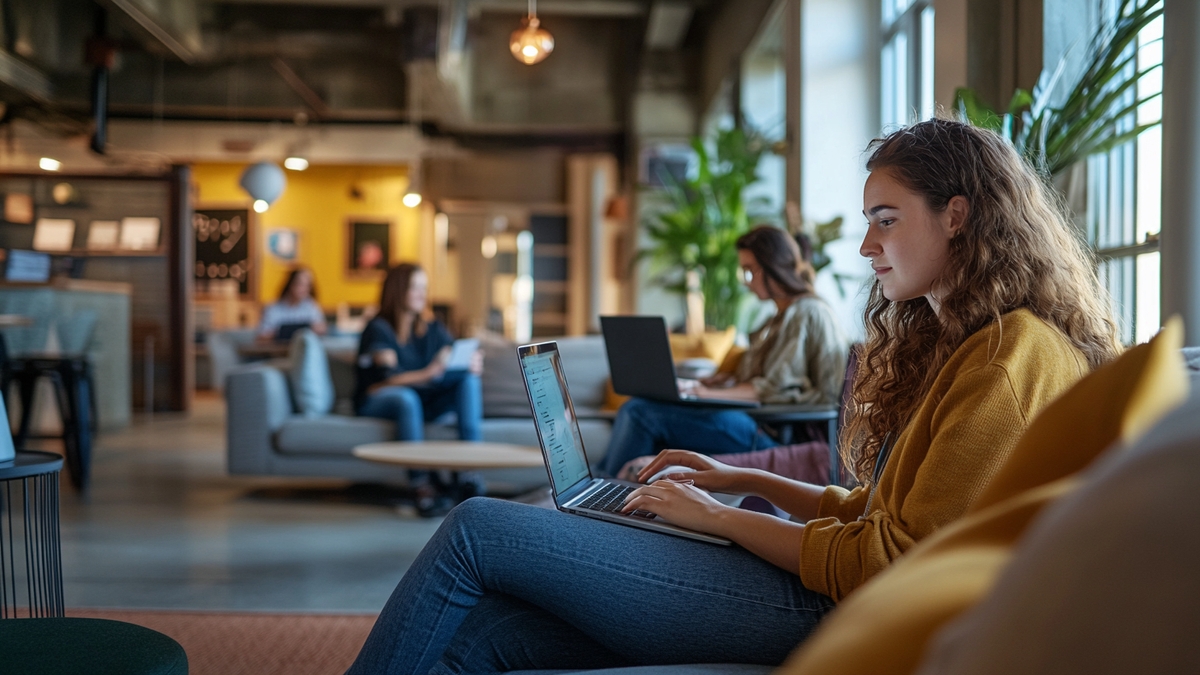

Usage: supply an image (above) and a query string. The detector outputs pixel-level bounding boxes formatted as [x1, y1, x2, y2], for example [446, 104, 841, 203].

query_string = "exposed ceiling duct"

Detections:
[97, 0, 203, 63]
[645, 1, 693, 49]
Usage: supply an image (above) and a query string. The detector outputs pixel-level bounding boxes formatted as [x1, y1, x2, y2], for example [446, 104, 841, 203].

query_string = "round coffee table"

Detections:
[353, 441, 545, 515]
[353, 441, 544, 469]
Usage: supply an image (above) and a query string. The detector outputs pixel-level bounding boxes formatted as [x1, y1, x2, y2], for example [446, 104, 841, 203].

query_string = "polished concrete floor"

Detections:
[52, 394, 445, 612]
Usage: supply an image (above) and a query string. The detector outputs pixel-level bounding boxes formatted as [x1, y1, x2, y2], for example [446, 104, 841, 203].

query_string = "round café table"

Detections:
[354, 441, 545, 514]
[353, 441, 545, 470]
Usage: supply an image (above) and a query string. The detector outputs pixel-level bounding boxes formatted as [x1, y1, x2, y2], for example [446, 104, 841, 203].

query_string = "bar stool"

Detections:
[5, 311, 99, 491]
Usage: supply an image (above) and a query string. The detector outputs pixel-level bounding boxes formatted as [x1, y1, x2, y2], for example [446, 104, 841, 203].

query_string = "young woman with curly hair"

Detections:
[345, 119, 1123, 674]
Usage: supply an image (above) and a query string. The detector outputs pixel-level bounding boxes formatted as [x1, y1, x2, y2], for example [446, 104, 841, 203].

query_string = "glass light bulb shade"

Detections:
[509, 17, 554, 65]
[283, 156, 309, 171]
[39, 157, 61, 171]
[481, 235, 498, 259]
[403, 192, 422, 208]
[253, 199, 269, 213]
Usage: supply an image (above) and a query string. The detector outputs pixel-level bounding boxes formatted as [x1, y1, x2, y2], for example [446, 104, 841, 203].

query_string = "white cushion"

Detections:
[287, 329, 335, 416]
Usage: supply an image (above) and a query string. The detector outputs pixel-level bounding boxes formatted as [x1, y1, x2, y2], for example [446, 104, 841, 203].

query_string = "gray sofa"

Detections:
[225, 332, 615, 493]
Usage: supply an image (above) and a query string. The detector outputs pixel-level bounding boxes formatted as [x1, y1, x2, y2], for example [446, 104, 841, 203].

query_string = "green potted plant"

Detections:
[954, 0, 1162, 179]
[640, 127, 772, 330]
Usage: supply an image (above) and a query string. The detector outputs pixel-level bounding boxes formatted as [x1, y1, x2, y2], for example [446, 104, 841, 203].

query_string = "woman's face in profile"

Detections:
[406, 270, 429, 314]
[738, 249, 771, 301]
[860, 168, 962, 312]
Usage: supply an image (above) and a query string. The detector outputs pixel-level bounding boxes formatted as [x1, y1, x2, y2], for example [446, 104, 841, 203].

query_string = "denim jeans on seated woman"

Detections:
[600, 397, 778, 477]
[357, 370, 483, 442]
[344, 498, 833, 675]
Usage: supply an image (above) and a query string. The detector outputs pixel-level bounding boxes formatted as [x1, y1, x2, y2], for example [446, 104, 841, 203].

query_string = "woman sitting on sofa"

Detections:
[600, 224, 850, 477]
[345, 119, 1123, 674]
[256, 266, 327, 341]
[354, 263, 483, 503]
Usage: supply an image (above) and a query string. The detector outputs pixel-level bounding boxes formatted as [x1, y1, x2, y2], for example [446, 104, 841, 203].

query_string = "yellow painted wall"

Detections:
[190, 163, 422, 309]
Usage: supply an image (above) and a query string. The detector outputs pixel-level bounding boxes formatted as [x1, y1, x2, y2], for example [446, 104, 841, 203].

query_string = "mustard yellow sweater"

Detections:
[799, 309, 1089, 601]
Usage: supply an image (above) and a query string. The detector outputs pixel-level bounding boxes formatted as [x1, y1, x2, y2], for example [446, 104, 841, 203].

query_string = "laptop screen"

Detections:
[519, 345, 591, 494]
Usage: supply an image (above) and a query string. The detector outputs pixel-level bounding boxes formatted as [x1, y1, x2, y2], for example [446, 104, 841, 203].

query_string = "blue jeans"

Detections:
[601, 398, 778, 477]
[358, 371, 482, 442]
[345, 498, 833, 675]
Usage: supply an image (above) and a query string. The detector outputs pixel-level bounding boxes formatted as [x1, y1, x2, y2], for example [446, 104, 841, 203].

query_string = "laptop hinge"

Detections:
[558, 478, 598, 505]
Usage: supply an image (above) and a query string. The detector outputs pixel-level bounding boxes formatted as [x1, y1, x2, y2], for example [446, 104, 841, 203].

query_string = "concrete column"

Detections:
[785, 0, 803, 211]
[1160, 0, 1200, 345]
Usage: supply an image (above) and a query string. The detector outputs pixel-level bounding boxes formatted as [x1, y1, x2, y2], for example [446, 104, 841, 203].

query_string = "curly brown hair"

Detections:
[841, 118, 1123, 483]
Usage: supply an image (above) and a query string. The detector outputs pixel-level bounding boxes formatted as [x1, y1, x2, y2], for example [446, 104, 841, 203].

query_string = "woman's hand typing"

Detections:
[619, 479, 732, 535]
[636, 449, 756, 494]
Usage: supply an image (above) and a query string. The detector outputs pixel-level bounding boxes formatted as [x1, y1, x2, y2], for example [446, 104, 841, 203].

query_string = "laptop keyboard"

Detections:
[578, 483, 656, 519]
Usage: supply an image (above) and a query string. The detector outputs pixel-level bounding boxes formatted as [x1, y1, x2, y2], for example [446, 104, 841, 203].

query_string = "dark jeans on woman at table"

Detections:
[344, 497, 834, 675]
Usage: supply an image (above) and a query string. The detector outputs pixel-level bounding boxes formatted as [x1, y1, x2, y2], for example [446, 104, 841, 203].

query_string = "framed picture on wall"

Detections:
[194, 205, 254, 296]
[346, 218, 391, 275]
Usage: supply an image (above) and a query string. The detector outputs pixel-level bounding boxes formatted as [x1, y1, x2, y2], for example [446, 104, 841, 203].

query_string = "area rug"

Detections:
[66, 609, 377, 675]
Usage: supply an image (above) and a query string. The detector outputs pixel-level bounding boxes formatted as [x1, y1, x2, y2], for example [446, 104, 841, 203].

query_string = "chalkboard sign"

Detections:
[193, 206, 252, 295]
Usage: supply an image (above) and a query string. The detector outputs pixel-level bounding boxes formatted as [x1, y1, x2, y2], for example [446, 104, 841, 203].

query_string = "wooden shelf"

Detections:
[533, 244, 569, 256]
[533, 280, 567, 293]
[64, 249, 167, 257]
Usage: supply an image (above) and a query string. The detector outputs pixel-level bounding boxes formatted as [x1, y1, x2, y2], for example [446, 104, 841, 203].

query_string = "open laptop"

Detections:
[275, 322, 311, 342]
[517, 341, 731, 545]
[600, 315, 759, 409]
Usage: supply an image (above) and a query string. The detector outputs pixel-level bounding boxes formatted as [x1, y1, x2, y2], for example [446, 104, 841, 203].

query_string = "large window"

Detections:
[1087, 1, 1163, 345]
[880, 0, 935, 129]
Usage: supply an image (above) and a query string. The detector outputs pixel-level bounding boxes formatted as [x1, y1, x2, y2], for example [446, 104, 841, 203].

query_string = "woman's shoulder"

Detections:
[363, 316, 394, 336]
[956, 308, 1087, 375]
[782, 295, 845, 336]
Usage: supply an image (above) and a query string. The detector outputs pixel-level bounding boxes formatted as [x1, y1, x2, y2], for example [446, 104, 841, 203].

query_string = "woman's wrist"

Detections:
[706, 502, 746, 540]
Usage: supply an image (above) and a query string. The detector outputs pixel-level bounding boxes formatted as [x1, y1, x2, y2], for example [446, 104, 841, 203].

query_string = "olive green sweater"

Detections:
[799, 309, 1089, 601]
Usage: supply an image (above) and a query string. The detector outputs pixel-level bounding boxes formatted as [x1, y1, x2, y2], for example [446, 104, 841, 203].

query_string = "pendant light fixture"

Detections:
[509, 0, 554, 65]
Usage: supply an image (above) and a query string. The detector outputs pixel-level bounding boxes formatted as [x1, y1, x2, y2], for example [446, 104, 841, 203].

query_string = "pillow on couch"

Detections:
[913, 386, 1200, 675]
[288, 329, 335, 417]
[477, 330, 531, 417]
[668, 326, 738, 364]
[778, 317, 1188, 675]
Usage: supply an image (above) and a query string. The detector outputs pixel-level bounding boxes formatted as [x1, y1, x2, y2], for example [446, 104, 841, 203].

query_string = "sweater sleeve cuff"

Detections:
[799, 516, 843, 598]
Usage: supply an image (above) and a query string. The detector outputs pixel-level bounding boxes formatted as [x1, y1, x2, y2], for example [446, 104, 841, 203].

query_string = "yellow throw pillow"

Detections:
[717, 345, 746, 375]
[667, 326, 738, 364]
[778, 317, 1188, 675]
[601, 379, 630, 412]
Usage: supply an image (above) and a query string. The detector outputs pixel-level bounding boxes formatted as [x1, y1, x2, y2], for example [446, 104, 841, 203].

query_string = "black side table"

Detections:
[748, 404, 841, 486]
[0, 451, 64, 618]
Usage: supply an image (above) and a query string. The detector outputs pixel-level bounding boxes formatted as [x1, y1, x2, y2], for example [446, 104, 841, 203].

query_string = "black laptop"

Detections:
[600, 315, 758, 409]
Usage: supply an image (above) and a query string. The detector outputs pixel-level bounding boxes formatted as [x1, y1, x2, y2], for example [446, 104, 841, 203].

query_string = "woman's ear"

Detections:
[944, 195, 969, 238]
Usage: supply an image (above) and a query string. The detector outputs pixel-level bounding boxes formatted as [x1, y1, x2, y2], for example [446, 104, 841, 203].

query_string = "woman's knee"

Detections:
[443, 496, 507, 531]
[618, 397, 659, 425]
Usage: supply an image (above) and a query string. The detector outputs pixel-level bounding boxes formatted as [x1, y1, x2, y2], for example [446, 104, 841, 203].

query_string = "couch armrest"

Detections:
[226, 364, 294, 475]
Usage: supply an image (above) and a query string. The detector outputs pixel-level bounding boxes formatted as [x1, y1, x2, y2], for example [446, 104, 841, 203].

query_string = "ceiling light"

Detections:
[239, 161, 287, 209]
[283, 156, 309, 171]
[402, 192, 422, 208]
[39, 157, 61, 171]
[510, 0, 554, 65]
[253, 199, 269, 213]
[481, 235, 498, 259]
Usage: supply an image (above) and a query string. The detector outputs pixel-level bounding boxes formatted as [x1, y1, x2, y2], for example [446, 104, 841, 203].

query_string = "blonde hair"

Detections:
[842, 118, 1122, 483]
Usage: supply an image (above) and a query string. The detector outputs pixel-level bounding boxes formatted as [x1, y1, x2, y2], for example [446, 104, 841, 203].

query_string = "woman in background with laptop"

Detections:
[345, 119, 1122, 674]
[354, 263, 484, 509]
[256, 266, 327, 341]
[599, 224, 850, 477]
